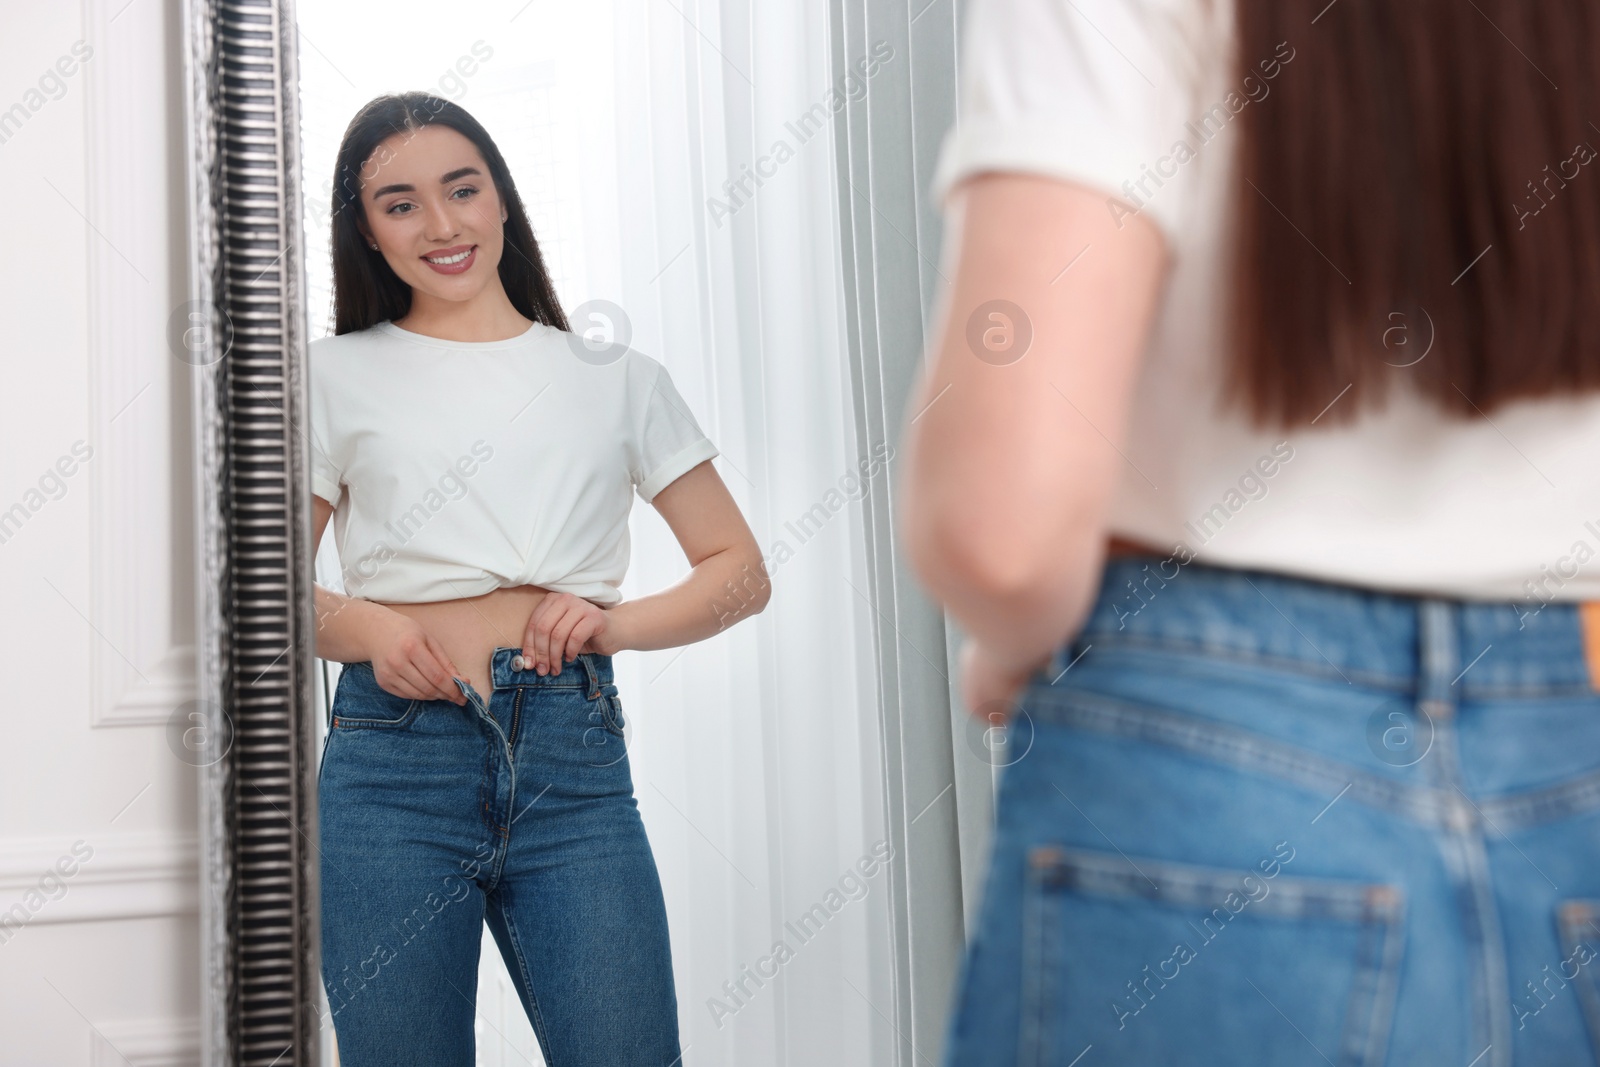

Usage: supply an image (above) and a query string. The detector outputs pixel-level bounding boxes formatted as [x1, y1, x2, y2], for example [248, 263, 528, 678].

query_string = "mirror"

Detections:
[186, 0, 978, 1064]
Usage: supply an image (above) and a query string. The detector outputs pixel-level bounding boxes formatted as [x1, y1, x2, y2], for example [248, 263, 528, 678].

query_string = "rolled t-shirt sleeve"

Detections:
[307, 342, 345, 508]
[631, 357, 720, 504]
[930, 0, 1201, 243]
[310, 431, 343, 509]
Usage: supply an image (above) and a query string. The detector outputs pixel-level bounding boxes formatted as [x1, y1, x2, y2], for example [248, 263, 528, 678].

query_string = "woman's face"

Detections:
[356, 124, 508, 304]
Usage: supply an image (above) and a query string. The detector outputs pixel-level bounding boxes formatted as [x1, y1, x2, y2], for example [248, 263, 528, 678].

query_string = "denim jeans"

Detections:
[317, 648, 682, 1066]
[942, 555, 1600, 1067]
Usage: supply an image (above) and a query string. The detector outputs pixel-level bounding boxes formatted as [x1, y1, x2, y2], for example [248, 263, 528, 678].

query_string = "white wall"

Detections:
[0, 0, 202, 1062]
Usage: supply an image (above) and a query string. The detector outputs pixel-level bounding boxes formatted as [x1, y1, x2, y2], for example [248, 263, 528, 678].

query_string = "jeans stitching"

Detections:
[468, 685, 515, 842]
[600, 684, 625, 737]
[1336, 896, 1405, 1067]
[1447, 823, 1509, 1067]
[333, 662, 421, 728]
[331, 695, 421, 728]
[1555, 900, 1600, 1063]
[1030, 685, 1600, 835]
[481, 725, 508, 840]
[491, 893, 556, 1065]
[1360, 901, 1406, 1067]
[1024, 843, 1404, 1065]
[1027, 688, 1442, 823]
[581, 652, 599, 701]
[1077, 633, 1600, 701]
[1475, 769, 1600, 830]
[1074, 634, 1409, 692]
[330, 702, 420, 728]
[1414, 594, 1513, 1067]
[1019, 853, 1049, 1067]
[1433, 764, 1509, 1062]
[1029, 845, 1401, 917]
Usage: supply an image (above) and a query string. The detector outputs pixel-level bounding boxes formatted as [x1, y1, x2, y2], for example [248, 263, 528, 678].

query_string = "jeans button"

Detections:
[511, 654, 525, 671]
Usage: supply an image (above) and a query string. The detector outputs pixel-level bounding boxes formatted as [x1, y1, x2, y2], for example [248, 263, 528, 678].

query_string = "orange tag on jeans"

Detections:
[1581, 601, 1600, 692]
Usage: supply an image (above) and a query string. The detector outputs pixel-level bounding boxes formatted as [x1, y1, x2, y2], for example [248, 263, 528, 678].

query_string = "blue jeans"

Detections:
[942, 555, 1600, 1067]
[317, 649, 682, 1066]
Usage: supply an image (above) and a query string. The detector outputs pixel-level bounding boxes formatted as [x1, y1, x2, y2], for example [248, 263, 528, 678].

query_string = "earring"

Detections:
[369, 242, 378, 250]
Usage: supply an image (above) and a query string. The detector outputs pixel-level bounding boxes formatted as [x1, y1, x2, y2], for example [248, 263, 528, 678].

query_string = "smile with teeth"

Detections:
[423, 247, 474, 264]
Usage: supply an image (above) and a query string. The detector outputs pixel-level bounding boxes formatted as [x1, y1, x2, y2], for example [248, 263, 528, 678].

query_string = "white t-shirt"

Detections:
[931, 0, 1600, 603]
[308, 319, 719, 606]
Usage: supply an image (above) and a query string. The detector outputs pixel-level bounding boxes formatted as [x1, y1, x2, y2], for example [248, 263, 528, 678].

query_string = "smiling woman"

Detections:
[370, 160, 495, 276]
[306, 91, 769, 1066]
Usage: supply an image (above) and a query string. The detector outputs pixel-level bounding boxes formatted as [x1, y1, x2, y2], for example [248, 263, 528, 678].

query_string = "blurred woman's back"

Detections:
[931, 0, 1600, 607]
[903, 3, 1600, 1065]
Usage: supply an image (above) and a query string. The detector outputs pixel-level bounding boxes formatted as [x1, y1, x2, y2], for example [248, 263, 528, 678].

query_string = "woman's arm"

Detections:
[898, 172, 1169, 687]
[310, 493, 405, 664]
[600, 459, 770, 653]
[310, 495, 467, 701]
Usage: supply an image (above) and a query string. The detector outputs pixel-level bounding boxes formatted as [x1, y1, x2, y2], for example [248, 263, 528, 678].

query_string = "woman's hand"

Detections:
[958, 637, 1049, 726]
[522, 593, 616, 675]
[368, 610, 468, 705]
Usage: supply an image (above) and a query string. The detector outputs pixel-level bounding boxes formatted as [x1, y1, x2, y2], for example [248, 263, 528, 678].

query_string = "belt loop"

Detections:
[1579, 601, 1600, 693]
[580, 653, 599, 699]
[1416, 598, 1459, 718]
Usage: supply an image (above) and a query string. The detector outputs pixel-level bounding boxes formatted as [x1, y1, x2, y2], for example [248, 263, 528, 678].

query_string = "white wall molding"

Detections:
[94, 643, 201, 728]
[90, 1015, 201, 1067]
[0, 0, 204, 1059]
[83, 0, 197, 732]
[0, 832, 198, 931]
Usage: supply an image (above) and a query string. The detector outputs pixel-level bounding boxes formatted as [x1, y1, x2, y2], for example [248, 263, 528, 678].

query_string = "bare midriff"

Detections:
[369, 537, 1156, 701]
[371, 583, 558, 703]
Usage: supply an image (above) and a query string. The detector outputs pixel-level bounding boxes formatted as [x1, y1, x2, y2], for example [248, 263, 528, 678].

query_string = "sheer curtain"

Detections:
[828, 1, 985, 1064]
[579, 2, 900, 1064]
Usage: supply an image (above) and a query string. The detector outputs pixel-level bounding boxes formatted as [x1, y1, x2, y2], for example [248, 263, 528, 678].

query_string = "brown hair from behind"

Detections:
[1224, 0, 1600, 430]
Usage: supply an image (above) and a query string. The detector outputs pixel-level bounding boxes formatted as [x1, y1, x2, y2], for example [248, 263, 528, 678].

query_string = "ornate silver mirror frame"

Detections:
[180, 0, 321, 1062]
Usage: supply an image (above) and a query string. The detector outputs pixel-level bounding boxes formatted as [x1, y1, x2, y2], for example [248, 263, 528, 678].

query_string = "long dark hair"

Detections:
[1226, 0, 1600, 429]
[327, 92, 569, 337]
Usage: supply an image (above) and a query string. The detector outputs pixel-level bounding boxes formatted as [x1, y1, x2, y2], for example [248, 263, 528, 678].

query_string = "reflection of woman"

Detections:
[903, 1, 1600, 1064]
[308, 92, 769, 1066]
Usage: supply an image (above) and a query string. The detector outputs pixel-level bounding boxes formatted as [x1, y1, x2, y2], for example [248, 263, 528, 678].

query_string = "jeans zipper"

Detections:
[508, 687, 524, 756]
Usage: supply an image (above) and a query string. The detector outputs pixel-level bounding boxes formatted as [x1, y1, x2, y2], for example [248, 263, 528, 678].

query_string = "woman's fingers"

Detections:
[525, 594, 572, 675]
[423, 634, 467, 704]
[520, 594, 606, 676]
[538, 603, 575, 674]
[564, 614, 599, 663]
[381, 650, 459, 705]
[545, 608, 585, 675]
[520, 595, 555, 671]
[386, 659, 437, 702]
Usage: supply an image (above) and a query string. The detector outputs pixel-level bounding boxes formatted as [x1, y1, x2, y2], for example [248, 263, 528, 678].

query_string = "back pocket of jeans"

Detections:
[1555, 899, 1600, 1061]
[1020, 843, 1404, 1067]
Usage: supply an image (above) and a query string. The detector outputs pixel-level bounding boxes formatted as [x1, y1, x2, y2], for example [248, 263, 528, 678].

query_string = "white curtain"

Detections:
[587, 3, 898, 1064]
[302, 1, 900, 1063]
